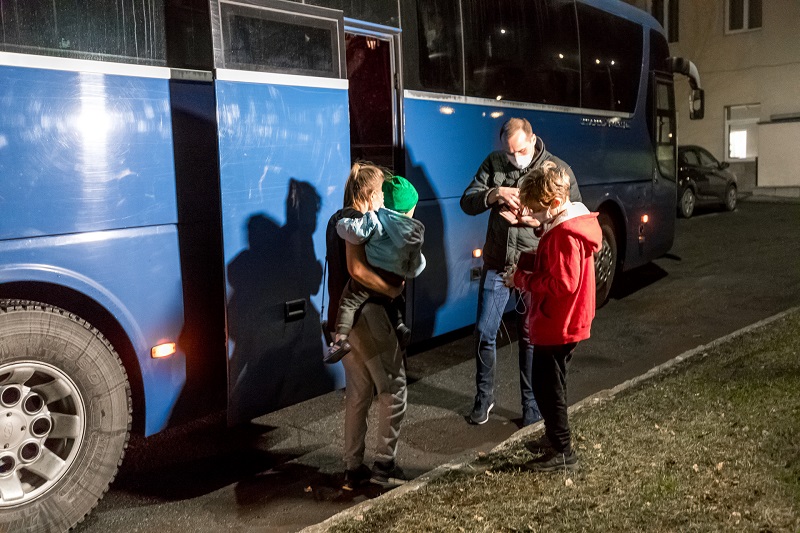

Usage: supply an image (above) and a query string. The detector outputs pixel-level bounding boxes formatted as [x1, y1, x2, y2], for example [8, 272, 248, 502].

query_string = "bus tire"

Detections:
[595, 213, 618, 307]
[0, 300, 131, 533]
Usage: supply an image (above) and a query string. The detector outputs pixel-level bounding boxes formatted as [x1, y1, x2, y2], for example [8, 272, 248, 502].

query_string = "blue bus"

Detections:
[0, 0, 702, 529]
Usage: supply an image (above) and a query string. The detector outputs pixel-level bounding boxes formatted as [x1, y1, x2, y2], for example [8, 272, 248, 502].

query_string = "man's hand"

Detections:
[491, 187, 521, 211]
[498, 206, 519, 225]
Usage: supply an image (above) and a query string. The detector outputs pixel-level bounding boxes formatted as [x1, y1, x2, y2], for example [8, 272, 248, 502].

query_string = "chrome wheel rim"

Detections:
[595, 236, 613, 286]
[0, 362, 85, 507]
[681, 189, 695, 217]
[726, 188, 736, 210]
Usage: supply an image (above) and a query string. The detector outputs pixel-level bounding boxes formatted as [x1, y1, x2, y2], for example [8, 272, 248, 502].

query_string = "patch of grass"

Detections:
[331, 311, 800, 532]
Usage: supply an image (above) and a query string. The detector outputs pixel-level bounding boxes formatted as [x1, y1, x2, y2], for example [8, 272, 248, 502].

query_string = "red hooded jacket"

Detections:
[513, 203, 602, 346]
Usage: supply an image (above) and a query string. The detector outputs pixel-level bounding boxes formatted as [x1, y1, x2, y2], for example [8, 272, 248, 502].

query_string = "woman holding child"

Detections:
[325, 162, 423, 490]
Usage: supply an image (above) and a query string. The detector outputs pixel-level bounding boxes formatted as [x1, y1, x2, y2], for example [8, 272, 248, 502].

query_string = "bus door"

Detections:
[650, 73, 678, 257]
[344, 23, 402, 171]
[210, 0, 350, 425]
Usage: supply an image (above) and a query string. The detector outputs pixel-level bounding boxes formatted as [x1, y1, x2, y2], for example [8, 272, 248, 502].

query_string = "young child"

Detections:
[326, 172, 426, 364]
[512, 163, 602, 471]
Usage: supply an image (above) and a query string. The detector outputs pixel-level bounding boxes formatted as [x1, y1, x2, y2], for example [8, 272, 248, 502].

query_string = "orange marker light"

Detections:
[473, 248, 483, 258]
[641, 214, 649, 224]
[151, 342, 177, 359]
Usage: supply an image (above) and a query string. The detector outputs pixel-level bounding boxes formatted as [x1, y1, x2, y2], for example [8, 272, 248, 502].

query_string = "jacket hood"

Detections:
[544, 202, 602, 254]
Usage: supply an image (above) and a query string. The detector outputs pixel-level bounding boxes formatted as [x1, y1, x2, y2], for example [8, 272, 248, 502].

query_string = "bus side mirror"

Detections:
[690, 89, 704, 120]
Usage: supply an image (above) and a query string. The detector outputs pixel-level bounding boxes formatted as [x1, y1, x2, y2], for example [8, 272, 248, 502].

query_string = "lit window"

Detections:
[725, 104, 760, 161]
[729, 130, 747, 159]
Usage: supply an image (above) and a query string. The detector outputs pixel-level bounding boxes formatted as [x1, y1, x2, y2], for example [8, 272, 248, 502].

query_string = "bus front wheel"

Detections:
[0, 300, 131, 533]
[595, 213, 618, 307]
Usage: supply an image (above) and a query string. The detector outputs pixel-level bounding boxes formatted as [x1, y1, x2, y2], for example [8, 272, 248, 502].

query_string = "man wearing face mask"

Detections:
[460, 117, 581, 427]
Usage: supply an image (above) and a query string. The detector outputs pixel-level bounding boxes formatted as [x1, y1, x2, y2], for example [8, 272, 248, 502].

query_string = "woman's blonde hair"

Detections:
[343, 161, 387, 209]
[519, 161, 571, 209]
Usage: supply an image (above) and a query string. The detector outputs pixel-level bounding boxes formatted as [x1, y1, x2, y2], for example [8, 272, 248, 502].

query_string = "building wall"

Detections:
[623, 0, 800, 191]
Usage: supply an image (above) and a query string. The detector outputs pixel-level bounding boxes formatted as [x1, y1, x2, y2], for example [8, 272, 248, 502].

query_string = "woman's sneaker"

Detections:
[370, 460, 407, 488]
[342, 464, 372, 491]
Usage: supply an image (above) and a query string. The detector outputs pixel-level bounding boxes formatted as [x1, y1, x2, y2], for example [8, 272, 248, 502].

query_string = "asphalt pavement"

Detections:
[76, 199, 800, 533]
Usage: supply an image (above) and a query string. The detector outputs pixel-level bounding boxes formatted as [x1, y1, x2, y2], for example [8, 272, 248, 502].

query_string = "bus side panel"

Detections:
[0, 65, 177, 240]
[0, 227, 187, 437]
[215, 80, 348, 424]
[404, 98, 503, 338]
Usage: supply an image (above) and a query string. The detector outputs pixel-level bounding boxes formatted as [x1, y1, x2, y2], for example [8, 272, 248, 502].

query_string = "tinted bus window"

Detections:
[220, 2, 340, 77]
[400, 0, 463, 94]
[578, 4, 642, 113]
[0, 0, 166, 65]
[463, 0, 579, 107]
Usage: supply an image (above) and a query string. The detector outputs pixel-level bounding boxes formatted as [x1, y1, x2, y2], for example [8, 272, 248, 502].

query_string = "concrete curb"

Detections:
[301, 306, 799, 532]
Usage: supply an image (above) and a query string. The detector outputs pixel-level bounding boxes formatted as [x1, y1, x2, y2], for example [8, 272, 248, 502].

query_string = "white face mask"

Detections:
[507, 151, 534, 170]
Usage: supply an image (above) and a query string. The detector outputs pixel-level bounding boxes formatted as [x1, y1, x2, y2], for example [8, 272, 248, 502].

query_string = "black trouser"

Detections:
[531, 342, 577, 454]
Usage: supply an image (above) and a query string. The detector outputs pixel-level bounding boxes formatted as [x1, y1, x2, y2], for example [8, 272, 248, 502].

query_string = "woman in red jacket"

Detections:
[512, 163, 602, 472]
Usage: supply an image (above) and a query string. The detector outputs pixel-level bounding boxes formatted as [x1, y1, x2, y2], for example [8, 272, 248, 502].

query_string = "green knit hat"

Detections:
[382, 176, 418, 213]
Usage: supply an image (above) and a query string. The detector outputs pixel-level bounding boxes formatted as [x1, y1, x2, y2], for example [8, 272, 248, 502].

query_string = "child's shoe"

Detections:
[324, 338, 351, 364]
[396, 323, 412, 349]
[523, 448, 578, 472]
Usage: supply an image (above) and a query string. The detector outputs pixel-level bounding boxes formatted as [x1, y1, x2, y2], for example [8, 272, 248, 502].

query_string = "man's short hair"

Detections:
[500, 117, 533, 141]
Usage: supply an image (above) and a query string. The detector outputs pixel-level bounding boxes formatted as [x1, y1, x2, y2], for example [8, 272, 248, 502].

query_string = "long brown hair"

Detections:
[343, 161, 386, 210]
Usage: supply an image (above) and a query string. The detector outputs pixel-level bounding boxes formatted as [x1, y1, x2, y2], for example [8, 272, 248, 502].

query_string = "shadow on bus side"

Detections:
[226, 180, 335, 422]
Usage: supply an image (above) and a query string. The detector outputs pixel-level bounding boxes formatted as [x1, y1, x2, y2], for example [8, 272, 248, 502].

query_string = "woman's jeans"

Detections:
[474, 268, 539, 415]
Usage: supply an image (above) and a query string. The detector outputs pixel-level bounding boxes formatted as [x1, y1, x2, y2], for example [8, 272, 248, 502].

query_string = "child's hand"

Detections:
[502, 265, 517, 288]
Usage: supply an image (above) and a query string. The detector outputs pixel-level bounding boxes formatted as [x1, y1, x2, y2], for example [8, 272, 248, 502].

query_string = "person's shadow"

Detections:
[226, 179, 338, 424]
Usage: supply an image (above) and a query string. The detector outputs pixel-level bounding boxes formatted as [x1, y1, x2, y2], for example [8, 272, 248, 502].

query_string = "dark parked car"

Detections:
[677, 145, 738, 218]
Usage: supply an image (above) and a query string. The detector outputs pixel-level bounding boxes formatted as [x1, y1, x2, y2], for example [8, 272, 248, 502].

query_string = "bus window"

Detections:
[0, 0, 166, 65]
[219, 1, 342, 78]
[577, 4, 642, 113]
[462, 0, 579, 107]
[400, 0, 463, 94]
